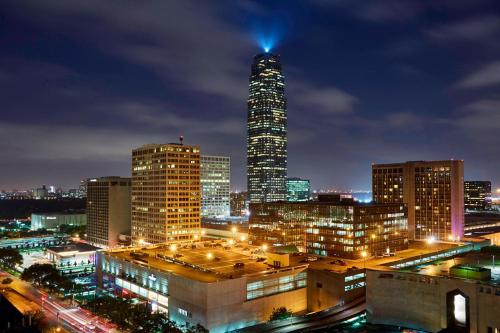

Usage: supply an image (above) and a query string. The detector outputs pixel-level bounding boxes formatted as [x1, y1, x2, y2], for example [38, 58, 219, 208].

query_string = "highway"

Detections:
[0, 270, 116, 333]
[235, 297, 366, 333]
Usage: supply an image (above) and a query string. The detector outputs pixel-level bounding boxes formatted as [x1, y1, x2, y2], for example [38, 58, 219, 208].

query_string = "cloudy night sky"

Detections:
[1, 0, 499, 192]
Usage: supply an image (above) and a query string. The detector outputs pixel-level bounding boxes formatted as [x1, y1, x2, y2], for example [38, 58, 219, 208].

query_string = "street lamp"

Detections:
[240, 235, 246, 242]
[228, 239, 234, 245]
[206, 252, 213, 260]
[231, 226, 237, 234]
[194, 234, 199, 241]
[361, 251, 367, 269]
[262, 244, 268, 252]
[169, 244, 177, 252]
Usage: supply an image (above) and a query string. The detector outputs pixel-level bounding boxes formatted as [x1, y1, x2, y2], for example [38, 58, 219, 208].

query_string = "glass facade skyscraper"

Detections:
[247, 52, 287, 203]
[286, 177, 310, 202]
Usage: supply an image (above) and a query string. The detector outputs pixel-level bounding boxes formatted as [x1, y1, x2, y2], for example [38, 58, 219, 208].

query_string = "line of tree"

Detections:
[84, 296, 208, 333]
[0, 248, 23, 269]
[20, 263, 75, 295]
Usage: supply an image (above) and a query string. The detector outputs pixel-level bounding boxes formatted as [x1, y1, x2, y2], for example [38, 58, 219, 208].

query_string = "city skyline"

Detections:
[1, 1, 500, 192]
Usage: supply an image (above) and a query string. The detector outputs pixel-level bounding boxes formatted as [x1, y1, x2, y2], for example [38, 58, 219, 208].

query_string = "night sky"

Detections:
[1, 0, 499, 192]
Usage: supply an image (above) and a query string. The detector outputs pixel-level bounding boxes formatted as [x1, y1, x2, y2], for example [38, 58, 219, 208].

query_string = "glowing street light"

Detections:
[169, 244, 177, 252]
[194, 234, 199, 241]
[240, 235, 246, 242]
[231, 226, 238, 234]
[228, 239, 234, 245]
[262, 244, 268, 251]
[206, 252, 213, 260]
[138, 238, 144, 245]
[361, 250, 367, 269]
[427, 236, 436, 245]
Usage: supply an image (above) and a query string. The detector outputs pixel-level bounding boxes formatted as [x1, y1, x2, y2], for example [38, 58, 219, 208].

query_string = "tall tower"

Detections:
[86, 176, 131, 248]
[247, 52, 287, 203]
[131, 143, 201, 245]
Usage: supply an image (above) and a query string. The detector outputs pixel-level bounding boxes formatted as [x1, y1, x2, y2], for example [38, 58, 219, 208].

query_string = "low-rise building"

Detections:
[46, 242, 101, 276]
[366, 249, 500, 333]
[249, 199, 408, 258]
[31, 212, 86, 231]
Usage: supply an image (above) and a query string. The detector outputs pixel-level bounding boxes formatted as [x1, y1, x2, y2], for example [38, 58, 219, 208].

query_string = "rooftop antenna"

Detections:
[179, 135, 184, 145]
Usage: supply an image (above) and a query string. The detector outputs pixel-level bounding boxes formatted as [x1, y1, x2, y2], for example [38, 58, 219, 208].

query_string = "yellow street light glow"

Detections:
[228, 239, 234, 245]
[361, 251, 367, 258]
[231, 226, 237, 233]
[206, 252, 213, 259]
[169, 244, 177, 252]
[427, 236, 436, 244]
[201, 230, 206, 235]
[194, 234, 199, 240]
[138, 238, 144, 245]
[371, 234, 376, 239]
[240, 235, 246, 242]
[262, 244, 268, 251]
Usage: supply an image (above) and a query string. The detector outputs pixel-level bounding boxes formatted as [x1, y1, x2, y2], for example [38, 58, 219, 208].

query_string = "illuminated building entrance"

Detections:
[447, 289, 469, 333]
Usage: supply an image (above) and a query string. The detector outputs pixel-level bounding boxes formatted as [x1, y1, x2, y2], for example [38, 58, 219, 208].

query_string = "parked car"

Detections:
[234, 262, 245, 269]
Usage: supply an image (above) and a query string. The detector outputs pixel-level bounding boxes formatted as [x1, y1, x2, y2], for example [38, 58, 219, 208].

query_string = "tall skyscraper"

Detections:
[201, 155, 230, 217]
[286, 177, 311, 202]
[464, 181, 491, 211]
[86, 177, 131, 248]
[372, 160, 464, 241]
[131, 143, 201, 244]
[247, 52, 287, 203]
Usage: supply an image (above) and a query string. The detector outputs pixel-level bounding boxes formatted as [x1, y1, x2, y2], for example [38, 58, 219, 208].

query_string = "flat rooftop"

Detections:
[306, 240, 462, 273]
[106, 241, 286, 283]
[403, 250, 500, 286]
[0, 288, 40, 314]
[48, 242, 101, 253]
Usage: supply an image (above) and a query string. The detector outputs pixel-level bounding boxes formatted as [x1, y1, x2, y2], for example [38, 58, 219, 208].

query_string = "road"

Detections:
[0, 270, 116, 333]
[235, 297, 366, 333]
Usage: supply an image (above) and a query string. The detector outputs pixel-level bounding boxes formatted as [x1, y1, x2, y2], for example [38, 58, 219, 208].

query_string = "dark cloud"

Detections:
[0, 0, 499, 191]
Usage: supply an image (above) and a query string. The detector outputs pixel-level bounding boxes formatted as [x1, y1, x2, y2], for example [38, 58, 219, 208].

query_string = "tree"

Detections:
[269, 306, 293, 321]
[0, 248, 23, 268]
[1, 277, 13, 284]
[21, 263, 73, 296]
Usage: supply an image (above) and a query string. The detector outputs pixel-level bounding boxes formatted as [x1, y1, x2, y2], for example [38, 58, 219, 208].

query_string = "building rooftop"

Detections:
[47, 242, 101, 253]
[106, 241, 294, 283]
[399, 250, 500, 287]
[0, 289, 40, 314]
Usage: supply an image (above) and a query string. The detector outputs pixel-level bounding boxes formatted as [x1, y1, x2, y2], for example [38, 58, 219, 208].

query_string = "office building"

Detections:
[35, 185, 48, 199]
[286, 177, 310, 202]
[249, 199, 408, 257]
[131, 143, 201, 245]
[201, 155, 230, 218]
[247, 52, 287, 203]
[465, 181, 492, 212]
[230, 191, 248, 217]
[86, 177, 131, 248]
[31, 212, 86, 231]
[372, 160, 464, 241]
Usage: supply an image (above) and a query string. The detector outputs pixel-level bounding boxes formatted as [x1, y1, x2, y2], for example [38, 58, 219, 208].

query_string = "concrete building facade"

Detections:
[372, 160, 464, 241]
[86, 177, 131, 248]
[131, 143, 201, 244]
[31, 212, 86, 231]
[366, 268, 500, 333]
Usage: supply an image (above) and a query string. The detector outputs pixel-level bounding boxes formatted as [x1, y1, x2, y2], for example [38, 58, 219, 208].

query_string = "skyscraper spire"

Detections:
[247, 52, 287, 203]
